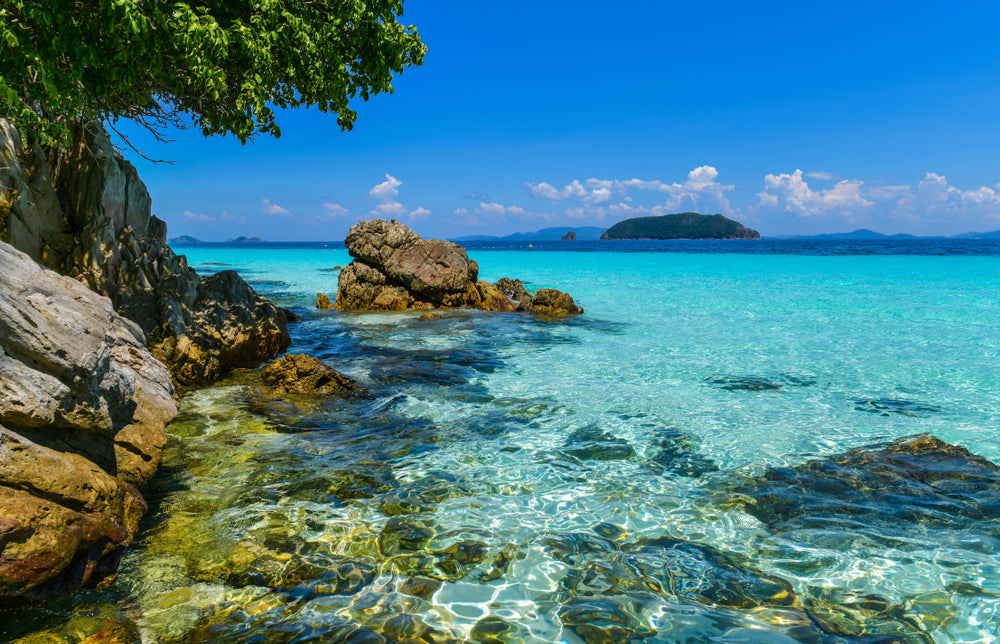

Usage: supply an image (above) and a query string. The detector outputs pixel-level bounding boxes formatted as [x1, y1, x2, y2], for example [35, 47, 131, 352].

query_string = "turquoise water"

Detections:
[6, 245, 1000, 643]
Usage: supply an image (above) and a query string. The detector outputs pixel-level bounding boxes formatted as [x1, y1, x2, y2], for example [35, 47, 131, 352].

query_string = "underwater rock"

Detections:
[470, 615, 526, 644]
[622, 537, 796, 610]
[728, 433, 1000, 541]
[0, 119, 290, 387]
[853, 399, 943, 417]
[562, 426, 636, 461]
[0, 242, 177, 601]
[646, 427, 719, 477]
[260, 353, 365, 396]
[335, 219, 581, 314]
[802, 588, 930, 641]
[419, 312, 443, 320]
[706, 375, 784, 391]
[558, 597, 655, 644]
[317, 293, 334, 309]
[378, 517, 438, 557]
[398, 576, 443, 600]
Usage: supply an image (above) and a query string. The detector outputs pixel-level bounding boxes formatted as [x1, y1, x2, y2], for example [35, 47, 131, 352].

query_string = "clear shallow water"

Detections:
[5, 242, 1000, 643]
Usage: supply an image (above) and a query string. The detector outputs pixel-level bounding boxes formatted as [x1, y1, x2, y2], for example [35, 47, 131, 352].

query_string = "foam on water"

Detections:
[4, 243, 1000, 643]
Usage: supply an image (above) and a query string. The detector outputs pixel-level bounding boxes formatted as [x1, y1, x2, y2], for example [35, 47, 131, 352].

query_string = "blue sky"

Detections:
[122, 1, 1000, 240]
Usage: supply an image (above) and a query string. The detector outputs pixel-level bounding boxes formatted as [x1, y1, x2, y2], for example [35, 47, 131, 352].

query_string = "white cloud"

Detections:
[756, 169, 870, 217]
[322, 202, 349, 217]
[220, 211, 246, 223]
[261, 198, 291, 216]
[527, 166, 735, 216]
[409, 206, 431, 221]
[750, 169, 1000, 233]
[368, 173, 431, 222]
[369, 174, 402, 200]
[805, 171, 837, 181]
[373, 200, 408, 217]
[183, 210, 215, 222]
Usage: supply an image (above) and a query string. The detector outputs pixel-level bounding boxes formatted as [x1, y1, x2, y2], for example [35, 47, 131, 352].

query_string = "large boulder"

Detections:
[0, 241, 177, 601]
[334, 219, 582, 314]
[0, 119, 290, 386]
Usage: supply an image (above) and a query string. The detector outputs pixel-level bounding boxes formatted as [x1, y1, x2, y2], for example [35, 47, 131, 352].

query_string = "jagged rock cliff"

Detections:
[0, 241, 177, 601]
[0, 119, 289, 386]
[334, 219, 583, 314]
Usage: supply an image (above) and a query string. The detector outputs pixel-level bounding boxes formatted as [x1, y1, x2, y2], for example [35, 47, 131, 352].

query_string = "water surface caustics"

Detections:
[4, 245, 1000, 643]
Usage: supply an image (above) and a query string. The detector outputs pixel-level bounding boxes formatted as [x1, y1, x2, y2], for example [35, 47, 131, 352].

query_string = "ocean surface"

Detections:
[5, 239, 1000, 643]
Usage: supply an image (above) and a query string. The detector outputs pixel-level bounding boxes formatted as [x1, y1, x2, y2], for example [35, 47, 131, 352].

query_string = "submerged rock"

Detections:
[562, 426, 636, 461]
[854, 399, 943, 417]
[0, 119, 289, 386]
[335, 219, 582, 314]
[260, 353, 365, 396]
[706, 375, 784, 392]
[646, 426, 719, 477]
[728, 434, 1000, 542]
[0, 241, 177, 601]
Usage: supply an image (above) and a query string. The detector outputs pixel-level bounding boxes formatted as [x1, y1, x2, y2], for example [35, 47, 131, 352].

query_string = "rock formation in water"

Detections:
[260, 353, 365, 396]
[560, 230, 577, 240]
[0, 241, 177, 601]
[0, 119, 290, 386]
[334, 219, 582, 314]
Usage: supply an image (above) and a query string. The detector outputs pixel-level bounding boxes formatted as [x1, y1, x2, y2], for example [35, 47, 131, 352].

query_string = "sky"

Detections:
[120, 1, 1000, 241]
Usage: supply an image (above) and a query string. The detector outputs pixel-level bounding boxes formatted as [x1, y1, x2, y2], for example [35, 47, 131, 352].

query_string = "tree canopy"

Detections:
[0, 0, 425, 144]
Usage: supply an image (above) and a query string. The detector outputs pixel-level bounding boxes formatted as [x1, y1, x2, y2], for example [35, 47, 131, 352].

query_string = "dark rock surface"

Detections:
[334, 219, 582, 314]
[0, 241, 177, 601]
[729, 434, 1000, 542]
[260, 353, 364, 396]
[0, 119, 289, 386]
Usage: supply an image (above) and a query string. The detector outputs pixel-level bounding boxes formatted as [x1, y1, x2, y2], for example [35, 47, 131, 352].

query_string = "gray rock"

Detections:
[0, 240, 176, 600]
[0, 119, 290, 386]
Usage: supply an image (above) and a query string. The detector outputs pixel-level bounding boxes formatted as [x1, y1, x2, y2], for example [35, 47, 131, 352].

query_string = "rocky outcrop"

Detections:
[334, 219, 582, 315]
[260, 353, 364, 396]
[0, 241, 177, 601]
[560, 230, 577, 240]
[0, 119, 290, 386]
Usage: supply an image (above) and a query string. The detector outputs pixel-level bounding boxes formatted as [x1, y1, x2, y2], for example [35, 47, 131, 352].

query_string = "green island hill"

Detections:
[601, 212, 761, 240]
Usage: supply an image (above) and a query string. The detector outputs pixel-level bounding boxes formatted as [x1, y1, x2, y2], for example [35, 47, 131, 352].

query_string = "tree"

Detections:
[0, 0, 425, 145]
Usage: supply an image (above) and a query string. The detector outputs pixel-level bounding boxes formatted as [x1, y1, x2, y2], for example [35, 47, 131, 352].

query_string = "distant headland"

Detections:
[601, 213, 760, 240]
[169, 235, 268, 244]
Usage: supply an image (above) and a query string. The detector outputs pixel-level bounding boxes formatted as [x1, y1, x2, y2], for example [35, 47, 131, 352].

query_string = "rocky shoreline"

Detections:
[0, 122, 585, 604]
[0, 119, 294, 601]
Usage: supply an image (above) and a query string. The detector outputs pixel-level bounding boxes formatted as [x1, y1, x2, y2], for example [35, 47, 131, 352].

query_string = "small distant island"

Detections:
[170, 235, 202, 244]
[601, 212, 761, 240]
[227, 236, 268, 243]
[561, 230, 577, 240]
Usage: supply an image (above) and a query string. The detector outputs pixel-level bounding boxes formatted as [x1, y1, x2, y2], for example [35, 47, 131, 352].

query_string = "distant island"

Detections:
[561, 230, 577, 240]
[601, 213, 760, 240]
[453, 226, 606, 242]
[770, 228, 1000, 240]
[226, 236, 267, 243]
[170, 235, 202, 244]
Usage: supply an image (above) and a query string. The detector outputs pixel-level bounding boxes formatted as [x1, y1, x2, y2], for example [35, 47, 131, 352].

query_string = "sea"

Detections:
[4, 239, 1000, 643]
